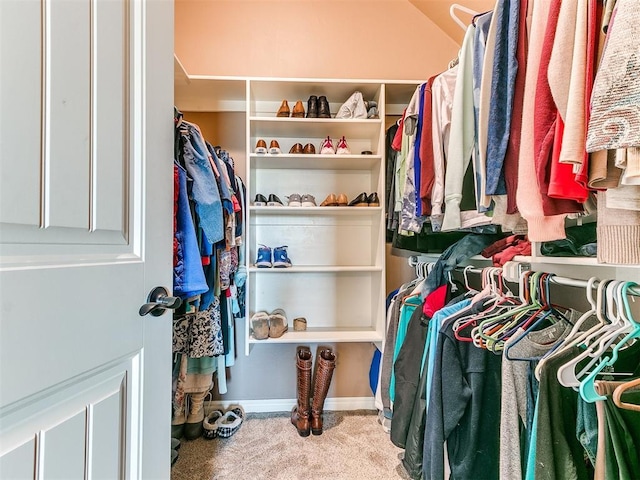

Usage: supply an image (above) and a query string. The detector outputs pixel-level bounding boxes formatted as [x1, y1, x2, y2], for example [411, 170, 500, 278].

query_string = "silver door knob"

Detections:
[139, 286, 182, 316]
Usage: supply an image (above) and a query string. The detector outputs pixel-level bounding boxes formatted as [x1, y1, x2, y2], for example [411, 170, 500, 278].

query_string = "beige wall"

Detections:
[175, 0, 455, 405]
[175, 0, 459, 80]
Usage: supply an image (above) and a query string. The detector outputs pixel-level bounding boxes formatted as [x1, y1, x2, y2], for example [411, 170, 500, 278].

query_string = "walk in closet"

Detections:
[171, 0, 640, 478]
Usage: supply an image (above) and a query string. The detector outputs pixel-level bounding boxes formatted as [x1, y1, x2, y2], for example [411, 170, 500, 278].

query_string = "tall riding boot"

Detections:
[311, 348, 336, 435]
[290, 346, 313, 437]
[184, 387, 209, 440]
[171, 397, 186, 439]
[171, 354, 188, 439]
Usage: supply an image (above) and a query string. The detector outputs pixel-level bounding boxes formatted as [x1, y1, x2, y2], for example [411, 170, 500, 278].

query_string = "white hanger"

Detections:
[450, 3, 479, 31]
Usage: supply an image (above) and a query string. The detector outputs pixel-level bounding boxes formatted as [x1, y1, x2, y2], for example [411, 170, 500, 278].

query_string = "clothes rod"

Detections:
[455, 265, 640, 297]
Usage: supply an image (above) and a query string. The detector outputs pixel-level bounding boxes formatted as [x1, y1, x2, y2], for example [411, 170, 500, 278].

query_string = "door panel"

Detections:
[46, 0, 91, 230]
[0, 440, 35, 479]
[1, 361, 130, 478]
[42, 411, 87, 478]
[0, 0, 42, 227]
[0, 0, 173, 476]
[91, 388, 125, 480]
[93, 0, 127, 233]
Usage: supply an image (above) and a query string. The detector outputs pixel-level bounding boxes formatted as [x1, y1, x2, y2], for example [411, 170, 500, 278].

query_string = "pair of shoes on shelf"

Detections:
[348, 192, 380, 207]
[287, 193, 316, 207]
[306, 95, 331, 118]
[277, 100, 306, 118]
[289, 143, 316, 154]
[254, 193, 284, 206]
[320, 136, 350, 155]
[203, 405, 246, 439]
[250, 309, 289, 340]
[255, 139, 281, 154]
[320, 193, 348, 207]
[256, 244, 292, 268]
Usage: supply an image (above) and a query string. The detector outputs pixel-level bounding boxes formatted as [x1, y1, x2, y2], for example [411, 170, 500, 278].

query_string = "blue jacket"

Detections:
[173, 163, 208, 299]
[485, 0, 520, 195]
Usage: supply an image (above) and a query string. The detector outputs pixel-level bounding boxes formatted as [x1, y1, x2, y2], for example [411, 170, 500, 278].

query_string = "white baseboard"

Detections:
[206, 396, 376, 414]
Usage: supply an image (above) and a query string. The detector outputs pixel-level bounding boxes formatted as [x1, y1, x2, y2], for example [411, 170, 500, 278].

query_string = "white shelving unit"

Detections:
[245, 78, 389, 354]
[174, 55, 420, 354]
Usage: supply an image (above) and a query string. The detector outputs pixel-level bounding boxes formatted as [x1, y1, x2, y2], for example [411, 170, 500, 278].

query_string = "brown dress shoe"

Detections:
[289, 143, 304, 154]
[269, 140, 281, 154]
[303, 143, 316, 154]
[277, 100, 290, 117]
[292, 100, 305, 118]
[337, 193, 348, 206]
[255, 139, 267, 154]
[320, 193, 338, 206]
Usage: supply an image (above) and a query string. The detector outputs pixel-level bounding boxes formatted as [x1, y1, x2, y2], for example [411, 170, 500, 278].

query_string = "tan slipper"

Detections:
[250, 311, 269, 340]
[269, 308, 289, 338]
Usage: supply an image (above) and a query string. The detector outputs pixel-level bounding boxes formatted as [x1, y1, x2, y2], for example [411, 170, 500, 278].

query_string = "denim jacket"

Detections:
[179, 123, 224, 244]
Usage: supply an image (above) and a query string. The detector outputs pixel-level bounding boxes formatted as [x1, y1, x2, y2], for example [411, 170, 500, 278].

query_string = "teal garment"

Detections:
[424, 299, 472, 410]
[390, 296, 422, 403]
[186, 355, 217, 375]
[525, 394, 540, 480]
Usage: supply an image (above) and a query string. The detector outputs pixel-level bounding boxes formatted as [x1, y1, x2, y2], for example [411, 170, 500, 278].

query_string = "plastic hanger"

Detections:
[613, 377, 640, 412]
[449, 3, 479, 31]
[453, 268, 518, 343]
[504, 274, 573, 361]
[579, 281, 640, 402]
[462, 266, 477, 294]
[535, 277, 600, 380]
[556, 280, 621, 388]
[472, 271, 543, 351]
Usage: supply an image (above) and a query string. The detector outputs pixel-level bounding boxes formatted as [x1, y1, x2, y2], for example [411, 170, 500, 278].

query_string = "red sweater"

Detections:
[534, 0, 584, 215]
[419, 75, 439, 214]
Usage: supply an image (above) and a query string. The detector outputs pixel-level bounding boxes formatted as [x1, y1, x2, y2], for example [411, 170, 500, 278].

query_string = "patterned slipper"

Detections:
[202, 409, 224, 439]
[216, 405, 245, 438]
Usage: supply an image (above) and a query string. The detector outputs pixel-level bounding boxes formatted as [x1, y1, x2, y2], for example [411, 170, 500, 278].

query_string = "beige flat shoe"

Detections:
[320, 193, 338, 206]
[250, 311, 269, 340]
[269, 308, 288, 338]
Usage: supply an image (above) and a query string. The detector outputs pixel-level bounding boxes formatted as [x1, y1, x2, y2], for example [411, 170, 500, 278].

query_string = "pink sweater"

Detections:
[516, 0, 567, 241]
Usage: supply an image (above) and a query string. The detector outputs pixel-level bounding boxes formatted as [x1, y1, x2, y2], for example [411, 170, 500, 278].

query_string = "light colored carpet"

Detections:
[171, 410, 411, 480]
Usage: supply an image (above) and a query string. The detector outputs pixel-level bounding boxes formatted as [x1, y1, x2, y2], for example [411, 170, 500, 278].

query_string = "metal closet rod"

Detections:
[454, 265, 640, 297]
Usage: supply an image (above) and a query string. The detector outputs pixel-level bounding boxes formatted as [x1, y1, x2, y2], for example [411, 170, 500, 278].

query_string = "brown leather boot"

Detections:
[310, 348, 336, 435]
[290, 346, 313, 437]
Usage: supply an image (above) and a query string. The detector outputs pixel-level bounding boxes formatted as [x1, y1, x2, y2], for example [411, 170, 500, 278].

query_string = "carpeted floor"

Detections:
[171, 410, 411, 480]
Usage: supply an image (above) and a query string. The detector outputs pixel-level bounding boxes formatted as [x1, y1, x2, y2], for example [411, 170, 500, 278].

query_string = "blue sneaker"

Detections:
[255, 245, 272, 268]
[273, 246, 292, 268]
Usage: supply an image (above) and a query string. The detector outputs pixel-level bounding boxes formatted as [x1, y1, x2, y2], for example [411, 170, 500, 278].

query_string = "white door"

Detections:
[0, 0, 173, 478]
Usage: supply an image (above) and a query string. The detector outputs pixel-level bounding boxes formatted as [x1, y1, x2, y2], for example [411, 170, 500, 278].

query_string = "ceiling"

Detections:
[408, 0, 495, 45]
